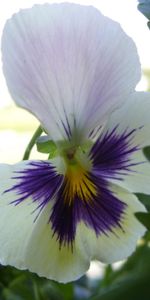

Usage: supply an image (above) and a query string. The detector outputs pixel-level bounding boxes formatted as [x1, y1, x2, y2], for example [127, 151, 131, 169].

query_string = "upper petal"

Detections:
[2, 3, 141, 142]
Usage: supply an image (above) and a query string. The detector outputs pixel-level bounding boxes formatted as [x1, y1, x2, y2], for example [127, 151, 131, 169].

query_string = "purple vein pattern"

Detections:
[5, 127, 140, 248]
[90, 126, 140, 180]
[5, 161, 63, 211]
[50, 174, 126, 248]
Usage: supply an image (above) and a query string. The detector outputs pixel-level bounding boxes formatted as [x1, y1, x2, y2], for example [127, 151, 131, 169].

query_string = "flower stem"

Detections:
[23, 125, 43, 160]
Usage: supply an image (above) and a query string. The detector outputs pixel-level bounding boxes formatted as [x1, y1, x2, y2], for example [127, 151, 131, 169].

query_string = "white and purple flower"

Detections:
[0, 3, 150, 283]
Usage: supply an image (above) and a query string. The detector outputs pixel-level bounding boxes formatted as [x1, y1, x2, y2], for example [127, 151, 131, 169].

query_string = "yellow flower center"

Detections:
[62, 148, 97, 205]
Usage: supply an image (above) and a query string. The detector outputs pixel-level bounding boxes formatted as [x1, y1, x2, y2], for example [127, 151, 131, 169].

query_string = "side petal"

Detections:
[77, 184, 146, 264]
[0, 163, 37, 267]
[112, 150, 150, 194]
[104, 92, 150, 147]
[6, 160, 63, 210]
[103, 92, 150, 194]
[2, 3, 141, 142]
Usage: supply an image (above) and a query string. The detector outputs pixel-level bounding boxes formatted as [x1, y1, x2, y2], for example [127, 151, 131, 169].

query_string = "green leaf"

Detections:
[135, 193, 150, 211]
[101, 265, 114, 287]
[39, 281, 68, 300]
[36, 136, 57, 156]
[55, 283, 74, 300]
[143, 146, 150, 161]
[90, 276, 150, 300]
[135, 212, 150, 230]
[138, 1, 150, 20]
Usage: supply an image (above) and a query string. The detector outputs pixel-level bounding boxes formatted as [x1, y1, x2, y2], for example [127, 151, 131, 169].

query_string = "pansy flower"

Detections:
[1, 3, 150, 283]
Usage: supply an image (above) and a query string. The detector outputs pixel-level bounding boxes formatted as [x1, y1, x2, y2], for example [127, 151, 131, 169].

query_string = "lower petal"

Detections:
[77, 184, 146, 263]
[25, 201, 90, 283]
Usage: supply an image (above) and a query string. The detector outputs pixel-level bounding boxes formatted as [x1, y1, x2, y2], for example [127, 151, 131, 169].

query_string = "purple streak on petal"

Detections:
[50, 172, 126, 248]
[5, 161, 63, 213]
[89, 124, 102, 139]
[61, 119, 71, 140]
[90, 126, 141, 180]
[50, 196, 76, 249]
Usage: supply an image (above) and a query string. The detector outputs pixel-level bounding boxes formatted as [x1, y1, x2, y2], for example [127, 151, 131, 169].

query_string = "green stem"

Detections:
[23, 125, 43, 160]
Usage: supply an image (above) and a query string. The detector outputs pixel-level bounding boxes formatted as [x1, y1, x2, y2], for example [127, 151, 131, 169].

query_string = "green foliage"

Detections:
[135, 212, 150, 230]
[138, 0, 150, 20]
[143, 146, 150, 161]
[138, 0, 150, 28]
[136, 193, 150, 211]
[0, 267, 74, 300]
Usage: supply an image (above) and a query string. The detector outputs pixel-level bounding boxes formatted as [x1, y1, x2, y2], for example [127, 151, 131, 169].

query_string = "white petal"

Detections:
[103, 92, 150, 194]
[0, 163, 37, 267]
[25, 202, 90, 283]
[2, 3, 141, 142]
[104, 92, 150, 147]
[112, 150, 150, 194]
[77, 185, 146, 264]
